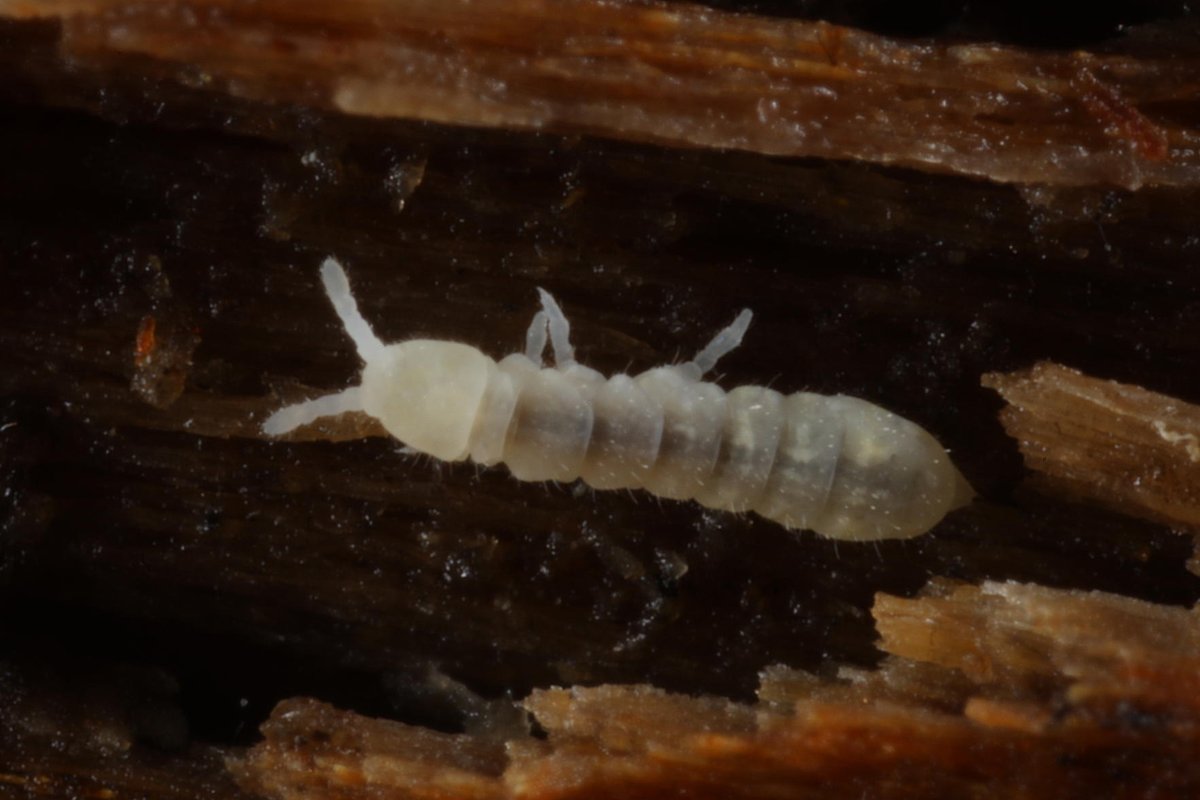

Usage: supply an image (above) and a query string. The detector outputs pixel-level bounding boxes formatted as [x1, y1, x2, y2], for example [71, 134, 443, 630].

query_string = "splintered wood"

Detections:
[232, 698, 509, 800]
[875, 580, 1200, 720]
[2, 0, 1199, 188]
[233, 580, 1200, 799]
[984, 361, 1200, 530]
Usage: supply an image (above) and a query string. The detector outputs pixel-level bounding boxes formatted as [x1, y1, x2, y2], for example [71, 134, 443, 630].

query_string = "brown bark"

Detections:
[231, 581, 1200, 799]
[3, 0, 1200, 187]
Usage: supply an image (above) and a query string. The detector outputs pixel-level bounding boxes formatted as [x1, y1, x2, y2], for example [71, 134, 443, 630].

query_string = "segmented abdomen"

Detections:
[468, 357, 965, 541]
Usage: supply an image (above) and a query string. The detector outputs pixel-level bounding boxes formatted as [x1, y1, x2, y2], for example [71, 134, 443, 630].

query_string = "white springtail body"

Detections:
[263, 258, 973, 541]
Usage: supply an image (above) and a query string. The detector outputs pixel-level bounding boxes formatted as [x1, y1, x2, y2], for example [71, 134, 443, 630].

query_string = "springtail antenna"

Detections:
[320, 257, 386, 364]
[261, 386, 364, 436]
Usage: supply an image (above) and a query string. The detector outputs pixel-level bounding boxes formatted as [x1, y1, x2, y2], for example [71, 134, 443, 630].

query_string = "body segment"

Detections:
[263, 258, 972, 540]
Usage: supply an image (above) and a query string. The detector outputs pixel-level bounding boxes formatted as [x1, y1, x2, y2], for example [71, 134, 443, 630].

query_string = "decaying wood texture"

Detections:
[984, 361, 1200, 530]
[0, 658, 250, 799]
[232, 580, 1200, 799]
[2, 0, 1200, 188]
[232, 698, 510, 800]
[1, 0, 1199, 797]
